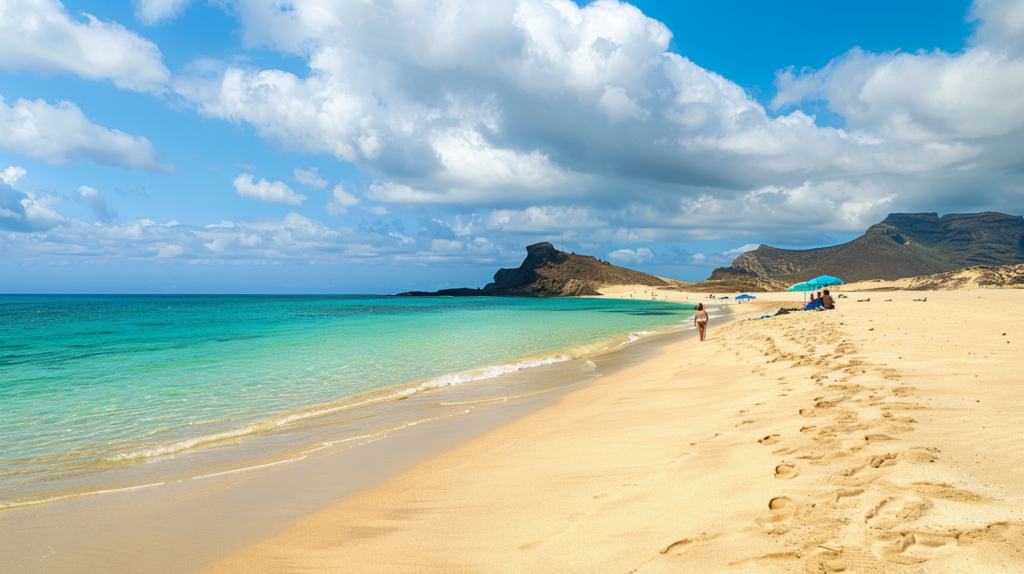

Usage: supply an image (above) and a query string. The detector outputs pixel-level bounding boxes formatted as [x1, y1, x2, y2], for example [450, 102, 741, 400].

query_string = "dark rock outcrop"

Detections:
[399, 242, 671, 297]
[713, 212, 1024, 283]
[483, 242, 668, 296]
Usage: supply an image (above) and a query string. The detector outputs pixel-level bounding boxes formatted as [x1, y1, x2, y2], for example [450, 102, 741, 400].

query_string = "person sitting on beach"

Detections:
[803, 297, 824, 311]
[694, 303, 709, 342]
[821, 289, 835, 310]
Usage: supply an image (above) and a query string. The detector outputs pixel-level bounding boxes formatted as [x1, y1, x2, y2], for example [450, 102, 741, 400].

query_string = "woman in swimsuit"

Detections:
[694, 303, 709, 342]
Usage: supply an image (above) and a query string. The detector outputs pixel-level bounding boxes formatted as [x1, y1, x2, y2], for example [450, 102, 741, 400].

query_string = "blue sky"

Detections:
[3, 0, 1022, 293]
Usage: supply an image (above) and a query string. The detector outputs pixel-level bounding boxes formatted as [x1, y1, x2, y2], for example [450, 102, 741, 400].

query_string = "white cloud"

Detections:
[177, 0, 883, 208]
[771, 0, 1024, 175]
[326, 183, 360, 215]
[486, 206, 606, 232]
[0, 0, 169, 92]
[294, 166, 328, 189]
[232, 173, 308, 205]
[0, 184, 64, 232]
[608, 247, 653, 264]
[1, 165, 26, 185]
[167, 0, 1022, 232]
[365, 182, 446, 204]
[429, 128, 573, 189]
[155, 244, 183, 258]
[0, 95, 176, 173]
[77, 185, 117, 224]
[722, 243, 760, 257]
[431, 239, 464, 252]
[134, 0, 195, 25]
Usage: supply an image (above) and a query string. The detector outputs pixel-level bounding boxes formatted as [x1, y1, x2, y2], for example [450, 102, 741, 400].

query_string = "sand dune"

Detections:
[843, 263, 1024, 292]
[202, 290, 1024, 573]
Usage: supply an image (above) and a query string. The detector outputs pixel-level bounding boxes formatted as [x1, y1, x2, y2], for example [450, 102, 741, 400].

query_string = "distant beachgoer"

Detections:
[821, 289, 835, 310]
[694, 303, 709, 341]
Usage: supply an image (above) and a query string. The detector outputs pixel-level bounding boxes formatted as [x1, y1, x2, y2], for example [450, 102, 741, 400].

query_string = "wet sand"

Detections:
[200, 289, 1024, 573]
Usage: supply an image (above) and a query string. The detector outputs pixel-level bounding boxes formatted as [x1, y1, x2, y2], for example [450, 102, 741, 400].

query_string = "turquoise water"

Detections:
[0, 295, 693, 491]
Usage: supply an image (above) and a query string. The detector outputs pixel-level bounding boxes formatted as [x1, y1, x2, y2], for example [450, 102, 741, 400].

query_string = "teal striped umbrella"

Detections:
[786, 281, 816, 292]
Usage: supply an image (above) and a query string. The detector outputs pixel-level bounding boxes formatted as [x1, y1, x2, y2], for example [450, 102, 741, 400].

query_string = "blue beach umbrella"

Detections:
[806, 275, 844, 288]
[786, 281, 816, 292]
[736, 294, 756, 300]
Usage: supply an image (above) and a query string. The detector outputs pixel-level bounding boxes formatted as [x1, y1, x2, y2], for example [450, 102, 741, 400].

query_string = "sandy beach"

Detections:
[198, 288, 1024, 573]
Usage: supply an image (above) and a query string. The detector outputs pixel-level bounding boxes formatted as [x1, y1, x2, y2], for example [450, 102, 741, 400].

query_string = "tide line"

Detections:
[191, 456, 307, 480]
[0, 481, 165, 511]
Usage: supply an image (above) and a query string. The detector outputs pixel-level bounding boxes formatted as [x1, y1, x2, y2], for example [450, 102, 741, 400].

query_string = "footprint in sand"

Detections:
[774, 463, 798, 479]
[805, 546, 924, 573]
[864, 495, 931, 530]
[758, 434, 780, 445]
[869, 453, 897, 468]
[833, 488, 864, 507]
[660, 538, 694, 555]
[910, 481, 986, 502]
[756, 496, 796, 534]
[874, 531, 959, 564]
[658, 533, 717, 556]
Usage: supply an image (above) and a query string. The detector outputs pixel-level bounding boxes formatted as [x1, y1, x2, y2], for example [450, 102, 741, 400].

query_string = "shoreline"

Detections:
[0, 299, 719, 573]
[0, 297, 698, 512]
[197, 289, 1024, 573]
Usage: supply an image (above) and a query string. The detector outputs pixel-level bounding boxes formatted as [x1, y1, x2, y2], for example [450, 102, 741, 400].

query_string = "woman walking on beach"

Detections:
[694, 303, 709, 341]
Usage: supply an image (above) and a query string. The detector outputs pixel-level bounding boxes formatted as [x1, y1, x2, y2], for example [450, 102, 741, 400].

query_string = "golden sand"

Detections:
[202, 289, 1024, 573]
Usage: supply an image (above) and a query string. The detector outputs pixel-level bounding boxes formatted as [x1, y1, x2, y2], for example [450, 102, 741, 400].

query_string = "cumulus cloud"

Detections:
[485, 206, 606, 232]
[294, 166, 328, 189]
[0, 182, 64, 232]
[608, 247, 653, 264]
[232, 173, 308, 205]
[175, 0, 894, 209]
[722, 244, 760, 257]
[1, 165, 26, 186]
[0, 208, 515, 267]
[0, 95, 176, 173]
[134, 0, 195, 25]
[164, 0, 1024, 240]
[9, 0, 1024, 275]
[326, 183, 359, 215]
[77, 185, 118, 224]
[0, 0, 169, 92]
[771, 0, 1024, 177]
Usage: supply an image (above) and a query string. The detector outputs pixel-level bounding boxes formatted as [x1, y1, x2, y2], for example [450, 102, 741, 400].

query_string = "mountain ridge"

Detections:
[717, 212, 1024, 283]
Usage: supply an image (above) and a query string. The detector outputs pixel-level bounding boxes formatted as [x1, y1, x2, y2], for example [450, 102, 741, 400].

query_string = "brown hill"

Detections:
[845, 263, 1024, 291]
[716, 212, 1024, 283]
[661, 268, 789, 293]
[484, 242, 671, 296]
[398, 242, 674, 297]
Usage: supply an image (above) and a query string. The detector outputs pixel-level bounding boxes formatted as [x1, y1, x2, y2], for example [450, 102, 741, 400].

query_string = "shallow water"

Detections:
[0, 295, 694, 504]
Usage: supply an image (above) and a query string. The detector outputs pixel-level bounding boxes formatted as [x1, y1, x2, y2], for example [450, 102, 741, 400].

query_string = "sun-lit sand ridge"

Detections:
[203, 288, 1024, 573]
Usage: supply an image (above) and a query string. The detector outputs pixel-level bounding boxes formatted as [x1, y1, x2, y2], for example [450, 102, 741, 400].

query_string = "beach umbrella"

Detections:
[786, 281, 816, 292]
[806, 275, 844, 287]
[735, 294, 756, 300]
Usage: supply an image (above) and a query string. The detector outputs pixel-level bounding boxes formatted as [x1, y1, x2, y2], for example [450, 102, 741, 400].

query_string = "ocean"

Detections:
[0, 294, 695, 506]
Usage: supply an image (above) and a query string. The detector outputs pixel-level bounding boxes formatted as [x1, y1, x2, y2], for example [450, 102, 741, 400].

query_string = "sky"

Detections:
[1, 0, 1022, 293]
